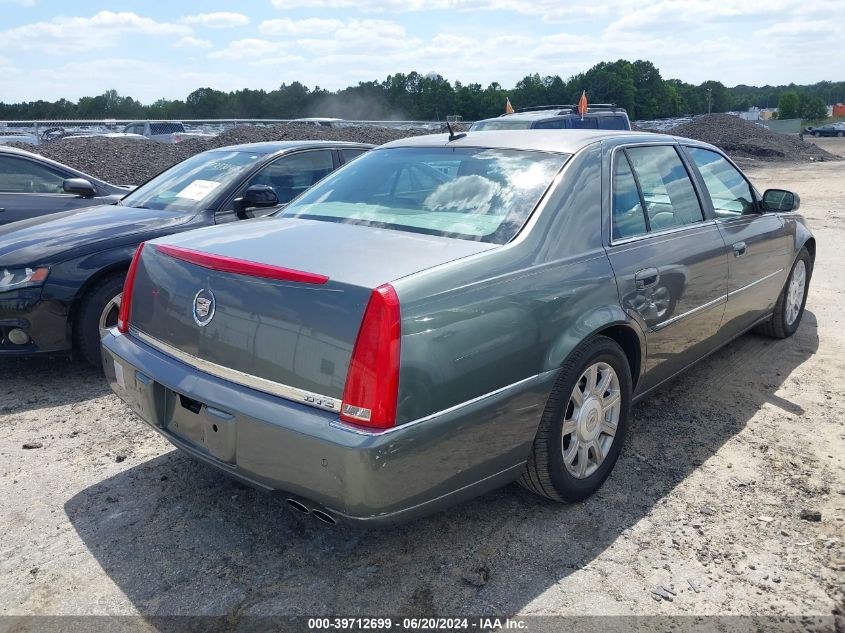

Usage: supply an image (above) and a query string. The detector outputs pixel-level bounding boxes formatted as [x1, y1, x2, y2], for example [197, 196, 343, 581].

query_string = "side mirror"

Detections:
[63, 177, 96, 198]
[233, 185, 279, 218]
[761, 189, 800, 213]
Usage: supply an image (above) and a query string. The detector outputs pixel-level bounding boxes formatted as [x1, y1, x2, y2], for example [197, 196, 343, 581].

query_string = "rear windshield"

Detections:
[150, 122, 186, 135]
[276, 147, 568, 243]
[470, 120, 534, 131]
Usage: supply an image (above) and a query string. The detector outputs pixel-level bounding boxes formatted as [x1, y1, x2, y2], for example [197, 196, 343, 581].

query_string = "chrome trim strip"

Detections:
[651, 294, 727, 332]
[330, 373, 544, 436]
[610, 219, 717, 247]
[727, 269, 784, 298]
[129, 328, 342, 413]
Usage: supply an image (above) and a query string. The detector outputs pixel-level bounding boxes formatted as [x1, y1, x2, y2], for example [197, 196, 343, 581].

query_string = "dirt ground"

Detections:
[1, 146, 843, 626]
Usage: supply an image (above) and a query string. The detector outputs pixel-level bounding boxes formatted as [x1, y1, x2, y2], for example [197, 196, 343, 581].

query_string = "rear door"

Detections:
[683, 146, 792, 335]
[604, 142, 729, 392]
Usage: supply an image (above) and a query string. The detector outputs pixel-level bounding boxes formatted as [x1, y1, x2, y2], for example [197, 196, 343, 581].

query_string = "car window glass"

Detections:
[279, 147, 568, 244]
[686, 147, 755, 218]
[242, 150, 334, 205]
[625, 145, 704, 230]
[0, 156, 66, 193]
[535, 119, 568, 130]
[600, 116, 628, 130]
[570, 118, 599, 129]
[612, 154, 648, 240]
[340, 148, 367, 163]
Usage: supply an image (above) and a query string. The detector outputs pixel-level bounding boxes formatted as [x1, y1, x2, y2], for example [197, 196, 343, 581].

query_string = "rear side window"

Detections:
[570, 118, 599, 129]
[612, 156, 647, 240]
[599, 116, 629, 130]
[685, 147, 755, 217]
[625, 146, 704, 231]
[0, 156, 66, 193]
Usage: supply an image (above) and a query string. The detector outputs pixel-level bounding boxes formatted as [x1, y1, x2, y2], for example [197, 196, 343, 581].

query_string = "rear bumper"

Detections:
[101, 329, 553, 526]
[0, 289, 71, 355]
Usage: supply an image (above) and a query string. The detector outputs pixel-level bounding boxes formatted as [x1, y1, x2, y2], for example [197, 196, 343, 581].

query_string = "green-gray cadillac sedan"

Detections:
[102, 130, 814, 526]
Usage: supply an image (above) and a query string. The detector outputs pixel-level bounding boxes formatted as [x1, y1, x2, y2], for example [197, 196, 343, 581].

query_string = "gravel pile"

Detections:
[12, 123, 444, 185]
[670, 114, 837, 163]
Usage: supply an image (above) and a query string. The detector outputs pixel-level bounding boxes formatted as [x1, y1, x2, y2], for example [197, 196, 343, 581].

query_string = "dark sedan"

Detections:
[803, 123, 845, 137]
[102, 130, 813, 526]
[0, 140, 371, 364]
[0, 146, 131, 224]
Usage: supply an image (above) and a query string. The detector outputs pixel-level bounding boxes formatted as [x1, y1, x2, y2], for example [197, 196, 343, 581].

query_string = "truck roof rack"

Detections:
[510, 104, 623, 115]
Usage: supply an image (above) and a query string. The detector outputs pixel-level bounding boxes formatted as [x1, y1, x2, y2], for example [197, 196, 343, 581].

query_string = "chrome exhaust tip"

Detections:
[311, 509, 338, 525]
[285, 498, 310, 515]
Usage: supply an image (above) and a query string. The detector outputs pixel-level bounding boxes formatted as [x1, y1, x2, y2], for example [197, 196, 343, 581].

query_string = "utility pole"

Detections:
[707, 88, 713, 114]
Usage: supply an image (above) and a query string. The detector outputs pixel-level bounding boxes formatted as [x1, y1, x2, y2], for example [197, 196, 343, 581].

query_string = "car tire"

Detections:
[813, 131, 820, 137]
[838, 131, 844, 138]
[756, 247, 812, 339]
[74, 272, 126, 367]
[519, 335, 632, 503]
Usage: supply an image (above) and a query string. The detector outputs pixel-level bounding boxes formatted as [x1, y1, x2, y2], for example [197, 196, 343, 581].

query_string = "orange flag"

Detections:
[505, 97, 514, 114]
[577, 91, 588, 118]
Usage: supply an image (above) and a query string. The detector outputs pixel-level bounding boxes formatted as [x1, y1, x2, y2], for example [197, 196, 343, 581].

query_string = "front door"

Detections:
[605, 143, 729, 393]
[683, 146, 793, 335]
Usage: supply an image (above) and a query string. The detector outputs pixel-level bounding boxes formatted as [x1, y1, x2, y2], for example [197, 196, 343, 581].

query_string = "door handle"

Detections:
[733, 241, 747, 257]
[635, 267, 660, 289]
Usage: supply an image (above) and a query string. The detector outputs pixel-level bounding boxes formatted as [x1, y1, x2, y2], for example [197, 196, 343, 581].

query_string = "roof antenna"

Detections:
[445, 120, 466, 141]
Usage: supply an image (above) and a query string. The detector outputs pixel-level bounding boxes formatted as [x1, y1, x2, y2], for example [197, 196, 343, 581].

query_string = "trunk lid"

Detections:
[129, 217, 495, 401]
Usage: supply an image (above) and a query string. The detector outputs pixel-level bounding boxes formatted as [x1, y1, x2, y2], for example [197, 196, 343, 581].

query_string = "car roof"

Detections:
[378, 130, 713, 154]
[211, 140, 375, 154]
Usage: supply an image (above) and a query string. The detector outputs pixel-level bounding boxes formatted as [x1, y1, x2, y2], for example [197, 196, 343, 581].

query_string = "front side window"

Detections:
[277, 147, 568, 243]
[625, 145, 704, 230]
[534, 119, 569, 130]
[686, 147, 755, 217]
[0, 156, 66, 193]
[241, 150, 334, 204]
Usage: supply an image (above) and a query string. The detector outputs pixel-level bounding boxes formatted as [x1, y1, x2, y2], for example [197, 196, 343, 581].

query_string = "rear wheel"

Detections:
[838, 131, 844, 138]
[520, 336, 632, 502]
[75, 273, 126, 367]
[756, 248, 811, 339]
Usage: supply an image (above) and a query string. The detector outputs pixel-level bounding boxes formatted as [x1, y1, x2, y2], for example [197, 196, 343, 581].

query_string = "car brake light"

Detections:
[154, 244, 329, 285]
[340, 284, 401, 430]
[117, 243, 145, 334]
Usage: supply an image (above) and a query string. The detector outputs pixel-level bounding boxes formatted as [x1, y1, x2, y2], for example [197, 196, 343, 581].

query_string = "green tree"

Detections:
[777, 91, 801, 119]
[799, 95, 827, 120]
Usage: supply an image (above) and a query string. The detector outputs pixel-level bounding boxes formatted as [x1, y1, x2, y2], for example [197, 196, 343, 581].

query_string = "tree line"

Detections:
[1, 59, 842, 122]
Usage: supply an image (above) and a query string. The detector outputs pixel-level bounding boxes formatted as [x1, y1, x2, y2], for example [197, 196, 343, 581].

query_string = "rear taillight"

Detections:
[117, 243, 145, 334]
[340, 284, 401, 430]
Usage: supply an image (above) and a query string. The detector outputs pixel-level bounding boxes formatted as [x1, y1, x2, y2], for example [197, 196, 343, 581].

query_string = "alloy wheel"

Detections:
[99, 293, 122, 340]
[785, 260, 806, 326]
[561, 362, 621, 479]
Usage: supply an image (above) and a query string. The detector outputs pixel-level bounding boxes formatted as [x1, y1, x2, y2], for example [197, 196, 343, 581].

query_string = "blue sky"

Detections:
[0, 0, 843, 103]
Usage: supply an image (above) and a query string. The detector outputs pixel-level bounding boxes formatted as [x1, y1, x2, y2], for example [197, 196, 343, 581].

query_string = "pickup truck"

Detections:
[121, 121, 216, 144]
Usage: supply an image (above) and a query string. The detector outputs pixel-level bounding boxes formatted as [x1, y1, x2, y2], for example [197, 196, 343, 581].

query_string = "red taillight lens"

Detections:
[340, 284, 401, 430]
[117, 243, 145, 334]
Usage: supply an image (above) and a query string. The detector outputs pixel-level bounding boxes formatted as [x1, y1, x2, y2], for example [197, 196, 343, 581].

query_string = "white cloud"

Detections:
[209, 38, 290, 61]
[181, 12, 250, 29]
[175, 36, 212, 49]
[259, 18, 344, 36]
[0, 11, 191, 54]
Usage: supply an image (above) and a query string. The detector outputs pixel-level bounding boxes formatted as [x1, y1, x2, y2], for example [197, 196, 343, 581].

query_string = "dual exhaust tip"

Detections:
[285, 497, 337, 526]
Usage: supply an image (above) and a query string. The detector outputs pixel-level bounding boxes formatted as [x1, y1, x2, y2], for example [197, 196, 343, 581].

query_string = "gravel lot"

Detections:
[0, 153, 843, 626]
